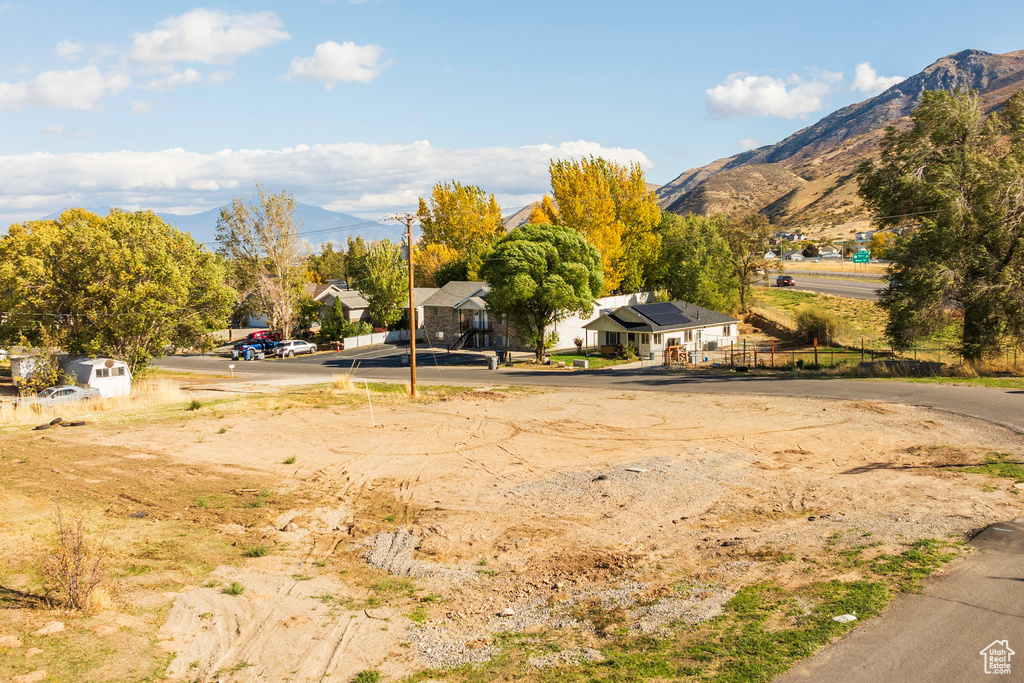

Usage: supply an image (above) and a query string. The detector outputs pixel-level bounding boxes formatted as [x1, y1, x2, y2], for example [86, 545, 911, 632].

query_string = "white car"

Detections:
[276, 340, 317, 357]
[14, 385, 101, 407]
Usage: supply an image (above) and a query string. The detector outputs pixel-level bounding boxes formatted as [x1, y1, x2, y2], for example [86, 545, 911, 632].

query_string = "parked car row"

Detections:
[229, 333, 318, 361]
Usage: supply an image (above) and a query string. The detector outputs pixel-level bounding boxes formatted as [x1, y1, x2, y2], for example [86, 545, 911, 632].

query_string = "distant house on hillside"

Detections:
[584, 301, 739, 361]
[765, 250, 779, 260]
[783, 251, 806, 261]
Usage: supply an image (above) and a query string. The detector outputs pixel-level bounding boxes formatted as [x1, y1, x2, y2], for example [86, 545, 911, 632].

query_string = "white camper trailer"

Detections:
[60, 357, 132, 398]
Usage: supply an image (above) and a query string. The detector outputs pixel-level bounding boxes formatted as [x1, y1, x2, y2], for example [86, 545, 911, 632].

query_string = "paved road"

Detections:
[777, 519, 1024, 682]
[158, 349, 1024, 433]
[760, 276, 882, 301]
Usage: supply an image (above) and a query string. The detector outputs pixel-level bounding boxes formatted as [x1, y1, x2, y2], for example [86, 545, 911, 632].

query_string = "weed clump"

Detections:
[40, 501, 107, 611]
[223, 582, 245, 596]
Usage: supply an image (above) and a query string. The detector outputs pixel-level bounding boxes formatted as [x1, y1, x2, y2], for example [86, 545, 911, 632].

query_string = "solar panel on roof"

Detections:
[636, 302, 690, 327]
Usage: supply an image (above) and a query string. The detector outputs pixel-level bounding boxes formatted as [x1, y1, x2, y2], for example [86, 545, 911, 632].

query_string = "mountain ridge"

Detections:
[657, 48, 1024, 232]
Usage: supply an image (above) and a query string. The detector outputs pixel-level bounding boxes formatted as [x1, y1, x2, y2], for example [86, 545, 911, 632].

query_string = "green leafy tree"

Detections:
[433, 259, 471, 288]
[295, 295, 322, 337]
[0, 209, 233, 376]
[308, 242, 347, 282]
[417, 181, 505, 260]
[216, 185, 307, 338]
[345, 235, 369, 288]
[725, 213, 773, 311]
[858, 90, 1024, 360]
[660, 213, 739, 313]
[480, 222, 603, 362]
[359, 239, 407, 328]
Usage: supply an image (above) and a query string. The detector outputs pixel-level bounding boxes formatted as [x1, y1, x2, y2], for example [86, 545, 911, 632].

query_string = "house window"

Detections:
[96, 368, 110, 378]
[723, 325, 733, 337]
[653, 334, 662, 345]
[605, 331, 620, 346]
[684, 330, 693, 343]
[114, 367, 125, 377]
[627, 332, 636, 344]
[641, 333, 649, 345]
[667, 337, 681, 347]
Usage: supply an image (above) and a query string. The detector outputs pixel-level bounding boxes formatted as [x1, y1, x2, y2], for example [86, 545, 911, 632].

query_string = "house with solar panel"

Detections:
[583, 300, 740, 362]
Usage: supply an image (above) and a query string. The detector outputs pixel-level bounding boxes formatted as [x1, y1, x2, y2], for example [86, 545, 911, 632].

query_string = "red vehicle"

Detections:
[246, 330, 282, 342]
[776, 275, 795, 287]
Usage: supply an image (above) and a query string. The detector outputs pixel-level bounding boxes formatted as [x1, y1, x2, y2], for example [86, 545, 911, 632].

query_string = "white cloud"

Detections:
[129, 9, 290, 65]
[10, 63, 31, 76]
[144, 68, 202, 91]
[54, 41, 85, 60]
[705, 71, 842, 119]
[738, 137, 764, 151]
[40, 126, 89, 139]
[0, 140, 652, 226]
[285, 41, 386, 87]
[0, 65, 130, 110]
[852, 62, 904, 95]
[130, 100, 155, 116]
[208, 70, 235, 85]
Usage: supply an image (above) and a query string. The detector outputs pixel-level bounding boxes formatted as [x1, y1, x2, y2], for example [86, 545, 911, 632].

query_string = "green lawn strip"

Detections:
[406, 539, 961, 683]
[548, 353, 633, 370]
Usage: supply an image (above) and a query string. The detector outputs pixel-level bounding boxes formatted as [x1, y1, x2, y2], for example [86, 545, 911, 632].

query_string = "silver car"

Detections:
[276, 340, 317, 357]
[15, 385, 101, 407]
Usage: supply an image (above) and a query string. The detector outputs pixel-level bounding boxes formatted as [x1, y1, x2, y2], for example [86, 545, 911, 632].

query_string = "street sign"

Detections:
[851, 251, 870, 264]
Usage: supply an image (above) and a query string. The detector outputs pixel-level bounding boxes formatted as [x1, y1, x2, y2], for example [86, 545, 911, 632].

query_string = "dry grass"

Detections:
[774, 260, 888, 274]
[0, 380, 186, 426]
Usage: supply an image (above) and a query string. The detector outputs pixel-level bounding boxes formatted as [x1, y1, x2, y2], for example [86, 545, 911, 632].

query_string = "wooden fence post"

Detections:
[771, 340, 775, 368]
[814, 338, 818, 366]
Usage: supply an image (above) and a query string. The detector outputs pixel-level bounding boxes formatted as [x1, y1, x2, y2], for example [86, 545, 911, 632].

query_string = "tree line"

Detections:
[12, 87, 1016, 378]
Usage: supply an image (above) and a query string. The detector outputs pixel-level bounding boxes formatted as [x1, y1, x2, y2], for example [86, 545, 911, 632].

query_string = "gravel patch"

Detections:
[363, 530, 480, 583]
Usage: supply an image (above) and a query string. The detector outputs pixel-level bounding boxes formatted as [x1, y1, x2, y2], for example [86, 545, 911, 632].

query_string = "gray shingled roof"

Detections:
[412, 287, 439, 304]
[592, 300, 737, 332]
[421, 281, 490, 308]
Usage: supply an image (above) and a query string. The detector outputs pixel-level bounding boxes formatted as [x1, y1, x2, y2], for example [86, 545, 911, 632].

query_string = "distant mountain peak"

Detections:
[657, 48, 1024, 231]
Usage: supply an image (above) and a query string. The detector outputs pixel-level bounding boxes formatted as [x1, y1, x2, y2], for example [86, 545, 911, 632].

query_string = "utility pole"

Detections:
[385, 212, 419, 397]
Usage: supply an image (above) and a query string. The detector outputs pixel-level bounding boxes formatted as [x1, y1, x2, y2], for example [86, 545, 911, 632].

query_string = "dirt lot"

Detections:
[1, 384, 1022, 682]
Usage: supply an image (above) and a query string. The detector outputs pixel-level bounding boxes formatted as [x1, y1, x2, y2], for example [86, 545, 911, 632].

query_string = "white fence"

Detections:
[341, 329, 424, 349]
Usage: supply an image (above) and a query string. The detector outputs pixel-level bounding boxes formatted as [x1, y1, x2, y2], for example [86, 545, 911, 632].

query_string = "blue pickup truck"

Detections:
[230, 339, 279, 361]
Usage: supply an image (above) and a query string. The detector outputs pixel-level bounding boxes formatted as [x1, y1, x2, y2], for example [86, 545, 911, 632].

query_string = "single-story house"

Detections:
[854, 231, 875, 242]
[819, 245, 840, 256]
[421, 281, 657, 352]
[306, 283, 370, 324]
[764, 250, 778, 260]
[584, 301, 740, 361]
[783, 251, 806, 261]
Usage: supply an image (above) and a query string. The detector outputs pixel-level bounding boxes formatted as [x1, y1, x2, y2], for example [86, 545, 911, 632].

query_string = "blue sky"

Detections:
[1, 0, 1023, 225]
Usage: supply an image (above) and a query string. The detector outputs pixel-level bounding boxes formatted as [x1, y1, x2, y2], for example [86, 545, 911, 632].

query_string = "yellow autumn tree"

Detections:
[417, 181, 505, 260]
[526, 194, 559, 225]
[415, 242, 458, 287]
[548, 156, 660, 294]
